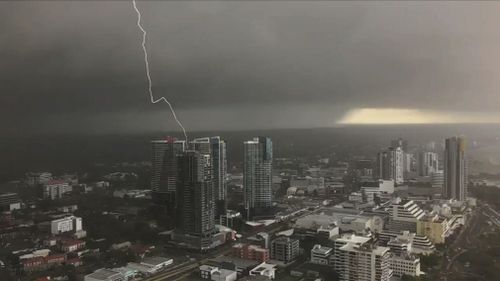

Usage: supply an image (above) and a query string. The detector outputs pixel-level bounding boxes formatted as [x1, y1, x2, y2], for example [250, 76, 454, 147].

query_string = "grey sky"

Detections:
[1, 1, 500, 134]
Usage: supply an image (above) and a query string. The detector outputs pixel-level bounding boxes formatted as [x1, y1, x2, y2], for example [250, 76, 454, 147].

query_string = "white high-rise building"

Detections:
[337, 243, 392, 281]
[191, 137, 228, 218]
[43, 180, 72, 200]
[417, 151, 439, 177]
[377, 147, 404, 185]
[444, 137, 467, 201]
[244, 137, 273, 219]
[50, 216, 82, 235]
[332, 234, 373, 271]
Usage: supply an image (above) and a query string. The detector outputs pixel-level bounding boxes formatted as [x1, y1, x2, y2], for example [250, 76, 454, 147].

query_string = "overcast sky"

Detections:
[1, 1, 500, 135]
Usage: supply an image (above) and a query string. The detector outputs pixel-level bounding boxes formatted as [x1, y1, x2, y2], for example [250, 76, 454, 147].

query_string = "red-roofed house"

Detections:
[45, 254, 66, 264]
[22, 254, 66, 271]
[59, 239, 86, 253]
[22, 256, 45, 270]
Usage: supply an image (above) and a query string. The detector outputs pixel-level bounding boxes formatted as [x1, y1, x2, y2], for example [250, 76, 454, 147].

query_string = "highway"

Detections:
[440, 206, 476, 281]
[482, 203, 500, 228]
[439, 201, 499, 281]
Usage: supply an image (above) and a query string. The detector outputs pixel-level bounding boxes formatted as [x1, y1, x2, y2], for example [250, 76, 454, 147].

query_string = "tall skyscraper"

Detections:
[444, 137, 467, 201]
[417, 151, 439, 177]
[391, 138, 412, 175]
[151, 137, 186, 206]
[391, 138, 408, 152]
[377, 146, 404, 185]
[175, 150, 217, 249]
[191, 137, 228, 218]
[244, 137, 273, 219]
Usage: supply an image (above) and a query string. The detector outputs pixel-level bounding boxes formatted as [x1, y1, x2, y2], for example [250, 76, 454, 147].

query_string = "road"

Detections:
[482, 203, 500, 228]
[439, 201, 499, 281]
[439, 206, 476, 281]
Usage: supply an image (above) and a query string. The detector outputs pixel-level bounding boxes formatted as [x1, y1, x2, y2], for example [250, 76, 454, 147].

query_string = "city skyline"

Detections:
[0, 1, 499, 280]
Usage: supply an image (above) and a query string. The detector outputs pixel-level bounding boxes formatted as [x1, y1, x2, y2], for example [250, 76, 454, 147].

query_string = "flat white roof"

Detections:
[86, 269, 121, 280]
[251, 263, 276, 272]
[141, 256, 172, 267]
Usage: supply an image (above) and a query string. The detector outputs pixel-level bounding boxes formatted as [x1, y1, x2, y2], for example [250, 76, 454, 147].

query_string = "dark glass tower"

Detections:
[151, 137, 185, 212]
[444, 137, 467, 201]
[244, 136, 273, 219]
[175, 150, 216, 249]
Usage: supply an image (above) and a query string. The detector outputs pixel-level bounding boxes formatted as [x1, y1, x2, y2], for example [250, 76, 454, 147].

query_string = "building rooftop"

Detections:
[213, 269, 237, 278]
[275, 229, 294, 237]
[126, 262, 154, 273]
[335, 233, 372, 244]
[60, 239, 84, 247]
[141, 256, 172, 267]
[340, 243, 389, 256]
[211, 256, 259, 268]
[238, 276, 270, 281]
[199, 264, 218, 272]
[45, 180, 68, 185]
[312, 244, 333, 255]
[86, 269, 122, 280]
[0, 192, 18, 197]
[251, 263, 276, 273]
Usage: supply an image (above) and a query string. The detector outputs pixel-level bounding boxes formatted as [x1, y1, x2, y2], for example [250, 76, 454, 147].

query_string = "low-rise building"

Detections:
[249, 263, 276, 279]
[50, 216, 82, 235]
[417, 214, 450, 244]
[232, 243, 269, 262]
[59, 239, 86, 253]
[84, 268, 124, 281]
[246, 232, 270, 249]
[379, 231, 435, 255]
[270, 237, 299, 264]
[0, 192, 21, 211]
[126, 262, 156, 275]
[385, 199, 425, 233]
[210, 256, 259, 277]
[110, 267, 138, 280]
[57, 205, 78, 213]
[140, 256, 173, 272]
[22, 254, 66, 271]
[43, 180, 72, 200]
[125, 256, 172, 275]
[310, 244, 333, 265]
[316, 225, 339, 240]
[389, 253, 424, 278]
[200, 265, 219, 279]
[211, 269, 238, 281]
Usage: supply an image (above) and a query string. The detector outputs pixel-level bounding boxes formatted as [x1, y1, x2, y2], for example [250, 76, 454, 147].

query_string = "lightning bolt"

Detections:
[132, 0, 188, 141]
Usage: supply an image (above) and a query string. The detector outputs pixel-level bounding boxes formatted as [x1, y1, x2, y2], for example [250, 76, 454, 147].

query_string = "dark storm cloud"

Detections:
[1, 1, 500, 134]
